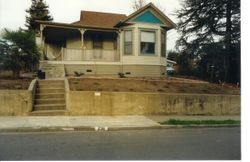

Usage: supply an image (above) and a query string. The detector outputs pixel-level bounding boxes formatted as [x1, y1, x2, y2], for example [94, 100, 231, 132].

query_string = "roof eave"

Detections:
[36, 20, 120, 31]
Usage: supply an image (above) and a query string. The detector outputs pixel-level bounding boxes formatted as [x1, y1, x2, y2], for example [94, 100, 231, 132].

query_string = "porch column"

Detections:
[78, 29, 86, 49]
[40, 24, 45, 60]
[116, 30, 121, 61]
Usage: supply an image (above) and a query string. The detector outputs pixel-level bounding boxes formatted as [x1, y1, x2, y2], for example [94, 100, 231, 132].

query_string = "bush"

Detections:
[0, 29, 40, 78]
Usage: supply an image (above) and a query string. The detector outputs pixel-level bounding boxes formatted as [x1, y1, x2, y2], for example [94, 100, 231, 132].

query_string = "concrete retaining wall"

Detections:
[0, 79, 36, 116]
[0, 90, 32, 116]
[67, 91, 240, 116]
[0, 83, 240, 116]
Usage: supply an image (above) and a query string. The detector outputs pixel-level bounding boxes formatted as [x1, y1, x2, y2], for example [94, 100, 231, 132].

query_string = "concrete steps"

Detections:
[31, 80, 66, 116]
[40, 62, 65, 78]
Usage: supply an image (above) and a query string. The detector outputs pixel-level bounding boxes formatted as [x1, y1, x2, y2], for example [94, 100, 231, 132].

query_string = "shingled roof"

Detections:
[72, 11, 127, 28]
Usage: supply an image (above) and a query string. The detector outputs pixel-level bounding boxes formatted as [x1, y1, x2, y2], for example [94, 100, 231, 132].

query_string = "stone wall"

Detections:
[67, 91, 240, 116]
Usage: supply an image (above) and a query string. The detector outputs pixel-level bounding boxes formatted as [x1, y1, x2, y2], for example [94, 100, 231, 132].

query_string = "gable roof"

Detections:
[119, 3, 176, 29]
[72, 11, 127, 28]
[37, 3, 175, 30]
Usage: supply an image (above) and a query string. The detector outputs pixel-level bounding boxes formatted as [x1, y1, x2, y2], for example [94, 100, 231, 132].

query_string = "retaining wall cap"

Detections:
[69, 90, 240, 96]
[28, 79, 37, 91]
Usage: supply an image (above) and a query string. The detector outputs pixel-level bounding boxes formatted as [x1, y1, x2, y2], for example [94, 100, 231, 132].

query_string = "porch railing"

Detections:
[62, 48, 119, 62]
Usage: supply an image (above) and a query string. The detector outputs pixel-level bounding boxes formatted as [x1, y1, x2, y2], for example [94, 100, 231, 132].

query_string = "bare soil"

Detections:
[69, 77, 240, 95]
[0, 79, 32, 90]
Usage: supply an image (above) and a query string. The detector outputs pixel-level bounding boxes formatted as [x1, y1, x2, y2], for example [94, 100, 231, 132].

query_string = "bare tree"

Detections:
[131, 0, 166, 13]
[131, 0, 147, 11]
[154, 3, 166, 13]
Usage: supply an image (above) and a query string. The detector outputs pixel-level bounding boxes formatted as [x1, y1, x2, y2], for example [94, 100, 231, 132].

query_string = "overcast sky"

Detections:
[0, 0, 181, 50]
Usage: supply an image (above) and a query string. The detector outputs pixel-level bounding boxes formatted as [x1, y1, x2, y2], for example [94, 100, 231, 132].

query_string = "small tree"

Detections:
[25, 0, 53, 32]
[0, 29, 40, 78]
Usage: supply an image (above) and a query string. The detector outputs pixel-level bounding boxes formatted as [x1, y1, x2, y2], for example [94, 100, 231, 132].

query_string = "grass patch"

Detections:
[160, 119, 240, 125]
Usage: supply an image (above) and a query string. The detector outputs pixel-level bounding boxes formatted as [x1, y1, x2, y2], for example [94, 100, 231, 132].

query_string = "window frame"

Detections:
[123, 30, 133, 55]
[93, 38, 103, 49]
[161, 31, 166, 57]
[139, 29, 157, 56]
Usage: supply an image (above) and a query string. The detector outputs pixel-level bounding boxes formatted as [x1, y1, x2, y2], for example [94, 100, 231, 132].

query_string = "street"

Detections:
[0, 127, 240, 160]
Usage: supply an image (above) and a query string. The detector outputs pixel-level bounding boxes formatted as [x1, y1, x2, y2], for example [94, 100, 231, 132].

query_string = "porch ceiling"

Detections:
[43, 27, 79, 43]
[43, 26, 118, 43]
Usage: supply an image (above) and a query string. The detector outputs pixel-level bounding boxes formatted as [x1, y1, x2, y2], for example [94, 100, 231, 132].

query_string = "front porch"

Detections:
[38, 24, 121, 63]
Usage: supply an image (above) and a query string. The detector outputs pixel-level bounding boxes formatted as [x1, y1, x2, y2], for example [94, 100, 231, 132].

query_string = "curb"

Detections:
[0, 124, 240, 133]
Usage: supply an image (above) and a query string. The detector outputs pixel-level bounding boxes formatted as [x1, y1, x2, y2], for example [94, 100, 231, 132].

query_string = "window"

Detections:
[93, 39, 102, 49]
[124, 30, 132, 55]
[161, 32, 166, 57]
[140, 31, 156, 55]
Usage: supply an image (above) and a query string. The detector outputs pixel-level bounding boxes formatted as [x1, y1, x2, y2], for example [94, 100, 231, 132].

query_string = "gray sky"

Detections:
[0, 0, 181, 50]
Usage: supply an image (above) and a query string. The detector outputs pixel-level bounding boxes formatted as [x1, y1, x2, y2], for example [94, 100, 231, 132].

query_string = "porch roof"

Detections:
[37, 20, 120, 32]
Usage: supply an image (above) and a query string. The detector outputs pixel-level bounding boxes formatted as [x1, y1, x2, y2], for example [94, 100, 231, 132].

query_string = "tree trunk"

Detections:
[12, 70, 20, 79]
[224, 0, 233, 82]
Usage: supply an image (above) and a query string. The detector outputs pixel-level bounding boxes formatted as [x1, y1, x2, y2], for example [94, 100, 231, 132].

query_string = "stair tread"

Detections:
[37, 84, 64, 86]
[35, 98, 65, 101]
[38, 82, 64, 84]
[36, 92, 65, 95]
[31, 110, 66, 112]
[37, 88, 65, 90]
[38, 82, 64, 83]
[34, 103, 66, 106]
[29, 110, 67, 116]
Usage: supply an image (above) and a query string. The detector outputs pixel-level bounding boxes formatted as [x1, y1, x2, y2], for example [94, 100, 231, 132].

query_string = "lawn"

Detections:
[160, 119, 241, 125]
[68, 77, 240, 94]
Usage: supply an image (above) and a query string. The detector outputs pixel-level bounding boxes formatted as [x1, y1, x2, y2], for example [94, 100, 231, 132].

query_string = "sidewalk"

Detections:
[0, 115, 240, 132]
[0, 116, 161, 132]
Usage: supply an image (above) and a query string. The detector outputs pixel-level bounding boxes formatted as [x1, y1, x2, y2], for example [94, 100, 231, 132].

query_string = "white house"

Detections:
[37, 3, 176, 78]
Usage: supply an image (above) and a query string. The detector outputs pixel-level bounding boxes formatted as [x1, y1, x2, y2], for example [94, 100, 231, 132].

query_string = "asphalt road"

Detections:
[0, 127, 240, 160]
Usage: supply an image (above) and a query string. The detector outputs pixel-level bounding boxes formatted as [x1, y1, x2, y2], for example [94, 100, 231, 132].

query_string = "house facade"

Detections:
[37, 3, 176, 78]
